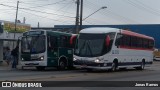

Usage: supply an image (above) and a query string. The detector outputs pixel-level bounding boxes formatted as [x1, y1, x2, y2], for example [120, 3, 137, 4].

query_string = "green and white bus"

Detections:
[19, 30, 77, 70]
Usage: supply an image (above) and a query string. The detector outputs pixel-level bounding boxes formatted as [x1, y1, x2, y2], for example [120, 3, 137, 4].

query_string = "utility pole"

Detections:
[13, 1, 19, 48]
[75, 0, 80, 34]
[23, 17, 26, 23]
[38, 22, 40, 28]
[80, 0, 83, 31]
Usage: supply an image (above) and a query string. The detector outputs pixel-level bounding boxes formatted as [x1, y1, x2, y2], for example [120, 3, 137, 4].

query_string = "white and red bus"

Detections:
[73, 27, 154, 71]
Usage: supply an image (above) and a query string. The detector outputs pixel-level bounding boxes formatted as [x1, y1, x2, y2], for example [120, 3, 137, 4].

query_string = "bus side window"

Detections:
[48, 36, 58, 50]
[149, 40, 154, 49]
[115, 33, 122, 47]
[143, 39, 148, 49]
[124, 35, 131, 47]
[131, 36, 138, 48]
[103, 32, 116, 54]
[59, 35, 68, 47]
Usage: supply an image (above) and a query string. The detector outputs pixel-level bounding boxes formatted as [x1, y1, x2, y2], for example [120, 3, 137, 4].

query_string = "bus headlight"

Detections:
[40, 56, 44, 60]
[94, 59, 100, 63]
[73, 57, 77, 61]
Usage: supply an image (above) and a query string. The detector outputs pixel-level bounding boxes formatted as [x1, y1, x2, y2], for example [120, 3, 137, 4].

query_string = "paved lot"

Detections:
[0, 61, 160, 90]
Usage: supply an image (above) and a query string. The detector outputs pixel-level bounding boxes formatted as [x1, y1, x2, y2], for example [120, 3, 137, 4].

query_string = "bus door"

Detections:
[21, 36, 31, 63]
[47, 36, 58, 66]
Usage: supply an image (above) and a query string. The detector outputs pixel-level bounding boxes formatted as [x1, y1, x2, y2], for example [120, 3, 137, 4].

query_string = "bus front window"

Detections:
[21, 36, 45, 54]
[75, 33, 115, 57]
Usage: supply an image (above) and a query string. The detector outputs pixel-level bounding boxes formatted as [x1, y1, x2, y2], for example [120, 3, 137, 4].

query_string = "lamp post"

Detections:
[75, 0, 80, 34]
[82, 6, 107, 21]
[78, 6, 107, 34]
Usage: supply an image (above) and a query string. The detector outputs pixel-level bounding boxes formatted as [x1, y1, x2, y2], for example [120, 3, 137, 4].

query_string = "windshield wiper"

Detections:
[31, 36, 40, 53]
[87, 40, 93, 57]
[26, 37, 31, 52]
[79, 40, 86, 55]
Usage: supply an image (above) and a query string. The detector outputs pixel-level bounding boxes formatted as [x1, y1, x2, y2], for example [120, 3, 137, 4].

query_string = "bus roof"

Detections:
[80, 27, 120, 34]
[79, 27, 154, 40]
[27, 29, 73, 36]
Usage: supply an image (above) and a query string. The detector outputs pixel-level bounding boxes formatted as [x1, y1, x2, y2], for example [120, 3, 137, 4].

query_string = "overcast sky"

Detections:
[1, 0, 160, 27]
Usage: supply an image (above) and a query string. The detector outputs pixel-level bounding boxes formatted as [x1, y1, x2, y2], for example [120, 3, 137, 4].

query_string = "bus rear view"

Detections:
[73, 27, 154, 71]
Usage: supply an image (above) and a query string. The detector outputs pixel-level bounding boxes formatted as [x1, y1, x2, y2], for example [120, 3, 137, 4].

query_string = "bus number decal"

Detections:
[112, 50, 119, 54]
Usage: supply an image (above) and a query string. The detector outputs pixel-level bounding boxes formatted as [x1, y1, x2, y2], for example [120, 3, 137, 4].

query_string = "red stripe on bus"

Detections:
[119, 46, 154, 51]
[121, 30, 154, 40]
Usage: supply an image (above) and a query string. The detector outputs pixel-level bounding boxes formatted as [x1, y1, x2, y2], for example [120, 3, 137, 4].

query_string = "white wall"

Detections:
[0, 32, 23, 61]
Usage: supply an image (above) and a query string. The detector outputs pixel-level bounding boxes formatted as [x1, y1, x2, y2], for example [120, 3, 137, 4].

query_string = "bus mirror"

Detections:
[105, 35, 110, 47]
[70, 35, 77, 47]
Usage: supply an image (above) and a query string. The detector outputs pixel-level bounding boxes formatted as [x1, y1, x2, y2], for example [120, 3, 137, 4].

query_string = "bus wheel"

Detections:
[141, 60, 145, 70]
[136, 60, 145, 70]
[58, 61, 66, 70]
[36, 66, 45, 71]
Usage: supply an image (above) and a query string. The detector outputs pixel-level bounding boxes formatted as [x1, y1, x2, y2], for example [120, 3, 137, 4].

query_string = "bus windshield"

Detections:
[21, 35, 45, 54]
[75, 34, 104, 57]
[75, 33, 115, 57]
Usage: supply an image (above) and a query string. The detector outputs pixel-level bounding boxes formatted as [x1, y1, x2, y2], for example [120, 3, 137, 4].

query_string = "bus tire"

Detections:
[58, 60, 67, 70]
[136, 60, 145, 70]
[36, 66, 45, 71]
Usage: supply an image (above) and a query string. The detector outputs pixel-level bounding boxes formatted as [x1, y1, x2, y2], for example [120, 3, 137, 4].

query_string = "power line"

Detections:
[80, 1, 110, 24]
[0, 9, 16, 10]
[19, 0, 48, 3]
[18, 1, 46, 5]
[56, 1, 75, 21]
[19, 10, 75, 24]
[20, 1, 75, 15]
[1, 10, 15, 15]
[85, 0, 140, 24]
[84, 1, 129, 24]
[55, 1, 74, 12]
[124, 0, 160, 16]
[0, 3, 75, 18]
[27, 0, 67, 8]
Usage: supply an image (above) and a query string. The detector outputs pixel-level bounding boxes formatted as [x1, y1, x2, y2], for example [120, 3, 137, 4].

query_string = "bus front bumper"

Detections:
[20, 61, 47, 67]
[74, 65, 111, 70]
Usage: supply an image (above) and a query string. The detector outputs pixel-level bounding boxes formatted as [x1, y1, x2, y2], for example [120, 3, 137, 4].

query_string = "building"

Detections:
[0, 20, 31, 62]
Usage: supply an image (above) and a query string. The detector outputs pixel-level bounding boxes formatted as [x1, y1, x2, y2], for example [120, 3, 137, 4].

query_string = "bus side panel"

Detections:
[58, 48, 73, 67]
[109, 46, 153, 67]
[47, 48, 59, 67]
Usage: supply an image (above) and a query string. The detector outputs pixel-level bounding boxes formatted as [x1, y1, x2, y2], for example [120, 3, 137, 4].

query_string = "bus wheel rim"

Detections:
[60, 61, 65, 69]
